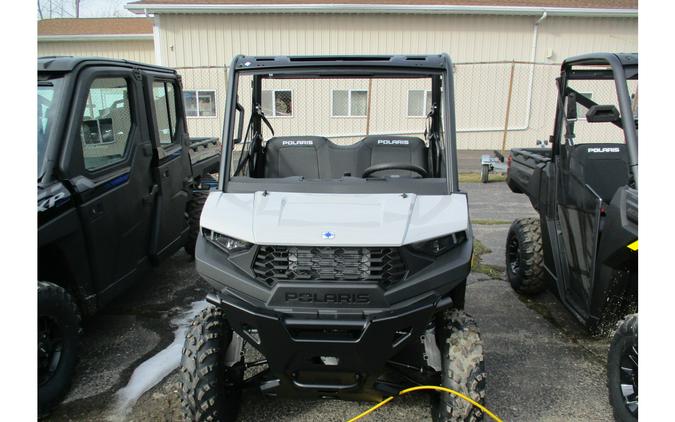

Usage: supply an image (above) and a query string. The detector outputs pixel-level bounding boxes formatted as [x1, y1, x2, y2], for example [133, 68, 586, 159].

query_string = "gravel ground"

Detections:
[44, 178, 613, 422]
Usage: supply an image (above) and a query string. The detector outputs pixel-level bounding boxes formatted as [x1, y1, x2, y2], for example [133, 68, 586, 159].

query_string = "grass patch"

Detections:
[471, 239, 504, 279]
[472, 219, 511, 225]
[459, 172, 507, 183]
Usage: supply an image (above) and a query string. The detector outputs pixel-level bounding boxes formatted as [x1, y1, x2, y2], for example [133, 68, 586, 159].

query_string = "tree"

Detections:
[37, 0, 75, 19]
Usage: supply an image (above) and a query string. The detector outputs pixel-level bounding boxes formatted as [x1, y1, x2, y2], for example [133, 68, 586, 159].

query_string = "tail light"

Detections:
[506, 153, 513, 177]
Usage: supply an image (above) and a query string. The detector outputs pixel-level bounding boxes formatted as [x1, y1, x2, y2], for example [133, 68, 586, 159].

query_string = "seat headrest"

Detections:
[571, 143, 627, 160]
[264, 136, 330, 179]
[569, 143, 629, 202]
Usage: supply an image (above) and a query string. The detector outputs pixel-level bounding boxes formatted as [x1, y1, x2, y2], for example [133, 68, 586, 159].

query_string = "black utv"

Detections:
[38, 56, 219, 414]
[505, 53, 638, 421]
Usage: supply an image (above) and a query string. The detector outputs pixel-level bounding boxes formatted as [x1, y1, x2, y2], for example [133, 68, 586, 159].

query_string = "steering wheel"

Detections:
[361, 162, 429, 178]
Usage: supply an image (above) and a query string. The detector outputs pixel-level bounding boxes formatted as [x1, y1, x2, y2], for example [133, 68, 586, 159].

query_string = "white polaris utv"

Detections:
[180, 54, 486, 421]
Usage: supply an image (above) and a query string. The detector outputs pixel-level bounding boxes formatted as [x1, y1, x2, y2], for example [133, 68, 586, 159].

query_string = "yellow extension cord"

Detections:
[346, 385, 503, 422]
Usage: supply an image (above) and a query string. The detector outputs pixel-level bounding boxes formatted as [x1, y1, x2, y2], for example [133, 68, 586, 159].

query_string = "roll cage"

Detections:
[552, 52, 638, 187]
[218, 54, 459, 193]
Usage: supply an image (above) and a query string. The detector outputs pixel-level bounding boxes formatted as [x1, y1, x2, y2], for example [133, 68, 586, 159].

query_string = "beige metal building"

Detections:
[39, 1, 638, 149]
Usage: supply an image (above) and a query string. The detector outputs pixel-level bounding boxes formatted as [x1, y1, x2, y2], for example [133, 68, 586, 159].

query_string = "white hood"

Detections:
[200, 191, 469, 247]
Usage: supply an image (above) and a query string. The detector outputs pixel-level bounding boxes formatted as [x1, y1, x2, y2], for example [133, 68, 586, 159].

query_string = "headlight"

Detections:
[410, 231, 467, 256]
[202, 228, 252, 253]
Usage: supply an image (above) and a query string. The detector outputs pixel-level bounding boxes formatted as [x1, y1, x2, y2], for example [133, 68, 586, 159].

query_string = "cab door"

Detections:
[62, 67, 155, 302]
[553, 89, 629, 321]
[555, 141, 603, 319]
[144, 73, 192, 260]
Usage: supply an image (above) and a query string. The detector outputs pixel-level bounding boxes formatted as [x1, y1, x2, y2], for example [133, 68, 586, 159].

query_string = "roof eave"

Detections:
[38, 34, 154, 42]
[125, 3, 638, 17]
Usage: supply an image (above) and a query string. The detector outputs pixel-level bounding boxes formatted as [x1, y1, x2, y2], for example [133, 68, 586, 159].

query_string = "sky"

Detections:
[38, 0, 135, 19]
[78, 0, 134, 17]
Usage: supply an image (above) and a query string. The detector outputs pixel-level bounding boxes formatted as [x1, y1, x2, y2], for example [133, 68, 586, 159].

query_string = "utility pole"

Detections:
[75, 0, 80, 18]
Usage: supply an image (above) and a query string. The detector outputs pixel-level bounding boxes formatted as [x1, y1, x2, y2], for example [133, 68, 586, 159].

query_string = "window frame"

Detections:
[331, 89, 369, 118]
[261, 89, 294, 118]
[183, 89, 217, 119]
[407, 89, 432, 118]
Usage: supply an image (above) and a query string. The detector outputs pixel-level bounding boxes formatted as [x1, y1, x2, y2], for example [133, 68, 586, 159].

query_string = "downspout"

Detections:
[153, 14, 163, 65]
[523, 12, 548, 128]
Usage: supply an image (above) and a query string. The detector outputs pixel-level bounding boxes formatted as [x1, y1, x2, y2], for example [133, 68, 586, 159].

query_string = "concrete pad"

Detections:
[64, 317, 160, 403]
[466, 279, 612, 422]
[462, 182, 538, 222]
[472, 223, 509, 270]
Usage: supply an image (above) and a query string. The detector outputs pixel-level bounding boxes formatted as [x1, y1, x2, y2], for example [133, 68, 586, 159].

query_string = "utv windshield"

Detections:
[224, 70, 452, 195]
[38, 78, 62, 179]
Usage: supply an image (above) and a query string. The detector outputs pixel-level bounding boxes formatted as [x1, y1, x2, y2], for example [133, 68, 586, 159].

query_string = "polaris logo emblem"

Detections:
[322, 231, 335, 240]
[285, 292, 371, 304]
[587, 147, 620, 153]
[377, 139, 409, 145]
[282, 140, 313, 146]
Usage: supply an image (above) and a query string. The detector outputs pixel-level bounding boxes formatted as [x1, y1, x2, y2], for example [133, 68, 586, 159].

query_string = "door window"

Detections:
[80, 77, 133, 171]
[153, 81, 179, 145]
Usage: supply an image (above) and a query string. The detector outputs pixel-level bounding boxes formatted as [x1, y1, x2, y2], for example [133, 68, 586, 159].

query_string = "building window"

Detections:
[183, 90, 216, 117]
[408, 90, 432, 117]
[332, 89, 368, 117]
[262, 90, 293, 117]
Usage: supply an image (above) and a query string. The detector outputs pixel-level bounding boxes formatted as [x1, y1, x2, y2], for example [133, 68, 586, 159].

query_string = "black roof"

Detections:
[38, 56, 175, 73]
[232, 54, 451, 73]
[562, 52, 638, 68]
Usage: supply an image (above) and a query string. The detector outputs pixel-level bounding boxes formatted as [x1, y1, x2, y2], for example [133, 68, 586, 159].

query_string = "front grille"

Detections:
[253, 246, 406, 287]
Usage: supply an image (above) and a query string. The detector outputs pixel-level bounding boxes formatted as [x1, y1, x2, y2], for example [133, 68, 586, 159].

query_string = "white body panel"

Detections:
[200, 191, 469, 247]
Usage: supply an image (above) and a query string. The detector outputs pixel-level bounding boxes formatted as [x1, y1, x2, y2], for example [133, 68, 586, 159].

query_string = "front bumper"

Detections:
[207, 290, 451, 400]
[195, 234, 472, 399]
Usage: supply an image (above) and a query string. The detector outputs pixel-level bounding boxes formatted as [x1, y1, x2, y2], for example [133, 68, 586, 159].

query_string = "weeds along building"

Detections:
[38, 1, 637, 149]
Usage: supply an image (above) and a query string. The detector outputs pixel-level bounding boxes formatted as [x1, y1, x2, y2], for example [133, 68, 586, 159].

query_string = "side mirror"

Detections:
[586, 105, 620, 123]
[566, 93, 577, 120]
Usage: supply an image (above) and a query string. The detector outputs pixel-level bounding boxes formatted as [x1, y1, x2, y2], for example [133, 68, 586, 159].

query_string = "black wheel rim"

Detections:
[38, 316, 64, 386]
[506, 235, 520, 275]
[619, 339, 638, 417]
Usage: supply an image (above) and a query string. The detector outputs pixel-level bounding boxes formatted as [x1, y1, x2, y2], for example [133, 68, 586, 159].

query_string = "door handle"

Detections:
[143, 184, 159, 205]
[90, 202, 104, 217]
